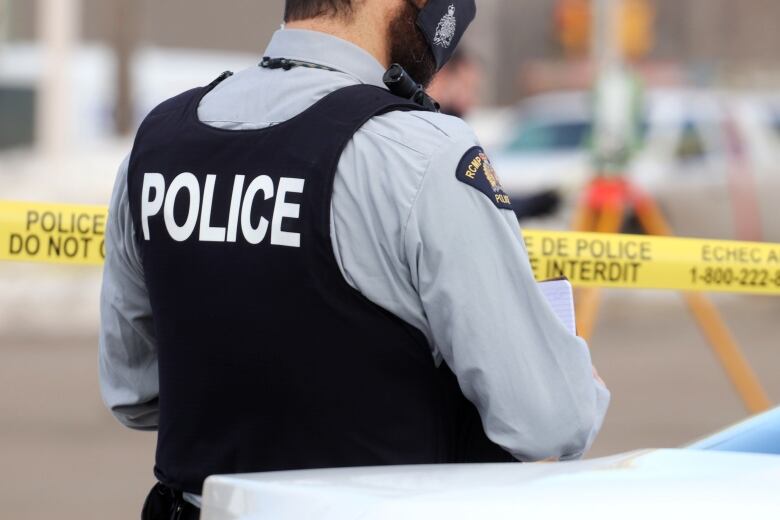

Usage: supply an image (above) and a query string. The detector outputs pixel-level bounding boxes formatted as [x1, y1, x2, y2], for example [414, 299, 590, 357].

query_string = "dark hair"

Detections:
[284, 0, 355, 21]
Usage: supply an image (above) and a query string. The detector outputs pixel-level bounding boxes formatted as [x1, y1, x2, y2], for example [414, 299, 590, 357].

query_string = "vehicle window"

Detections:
[506, 121, 592, 153]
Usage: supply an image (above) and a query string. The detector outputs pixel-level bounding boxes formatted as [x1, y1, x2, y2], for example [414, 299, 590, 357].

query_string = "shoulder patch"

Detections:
[456, 146, 513, 210]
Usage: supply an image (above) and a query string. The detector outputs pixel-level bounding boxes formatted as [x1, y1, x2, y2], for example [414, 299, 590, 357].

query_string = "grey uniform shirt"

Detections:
[100, 29, 610, 471]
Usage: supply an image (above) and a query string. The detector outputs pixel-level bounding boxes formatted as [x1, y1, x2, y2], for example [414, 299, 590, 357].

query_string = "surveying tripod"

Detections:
[572, 175, 772, 414]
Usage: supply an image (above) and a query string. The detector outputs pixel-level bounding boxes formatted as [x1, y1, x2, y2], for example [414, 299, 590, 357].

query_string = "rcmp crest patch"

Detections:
[456, 146, 513, 210]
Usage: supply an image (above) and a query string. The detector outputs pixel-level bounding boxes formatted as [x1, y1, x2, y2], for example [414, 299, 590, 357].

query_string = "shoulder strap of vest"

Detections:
[207, 70, 235, 90]
[285, 83, 429, 182]
[140, 71, 234, 124]
[283, 84, 429, 246]
[303, 83, 430, 131]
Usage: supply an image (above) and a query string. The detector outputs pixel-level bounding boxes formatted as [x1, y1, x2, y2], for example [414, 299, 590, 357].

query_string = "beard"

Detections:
[388, 2, 438, 88]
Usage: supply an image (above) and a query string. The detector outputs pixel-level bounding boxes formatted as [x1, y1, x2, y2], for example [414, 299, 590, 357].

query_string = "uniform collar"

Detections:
[263, 29, 388, 89]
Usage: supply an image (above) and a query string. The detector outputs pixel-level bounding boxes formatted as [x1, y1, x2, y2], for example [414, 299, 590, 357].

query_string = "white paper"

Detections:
[537, 279, 576, 335]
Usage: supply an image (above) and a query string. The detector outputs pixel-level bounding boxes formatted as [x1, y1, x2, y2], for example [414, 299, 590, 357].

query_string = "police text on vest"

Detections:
[141, 172, 305, 247]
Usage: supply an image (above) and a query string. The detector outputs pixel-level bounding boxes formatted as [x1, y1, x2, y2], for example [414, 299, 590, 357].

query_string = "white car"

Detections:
[200, 407, 780, 519]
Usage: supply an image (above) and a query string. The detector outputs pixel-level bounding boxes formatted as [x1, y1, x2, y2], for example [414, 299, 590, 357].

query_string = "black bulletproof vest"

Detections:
[127, 75, 513, 494]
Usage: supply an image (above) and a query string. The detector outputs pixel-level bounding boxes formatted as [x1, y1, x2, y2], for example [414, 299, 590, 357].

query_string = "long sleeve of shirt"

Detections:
[403, 133, 610, 461]
[99, 156, 159, 430]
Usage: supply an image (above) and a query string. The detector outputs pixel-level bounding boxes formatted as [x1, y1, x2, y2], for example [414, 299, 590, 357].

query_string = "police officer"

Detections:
[99, 1, 610, 518]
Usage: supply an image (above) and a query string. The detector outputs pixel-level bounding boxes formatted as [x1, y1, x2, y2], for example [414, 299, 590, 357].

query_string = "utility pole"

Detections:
[37, 0, 80, 157]
[592, 0, 622, 75]
[590, 0, 642, 175]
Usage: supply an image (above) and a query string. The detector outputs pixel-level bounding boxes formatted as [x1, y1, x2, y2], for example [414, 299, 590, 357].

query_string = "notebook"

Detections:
[537, 278, 577, 335]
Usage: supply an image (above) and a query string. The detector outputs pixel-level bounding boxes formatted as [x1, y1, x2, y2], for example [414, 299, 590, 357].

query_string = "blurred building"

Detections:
[3, 0, 283, 51]
[3, 0, 780, 149]
[487, 0, 780, 102]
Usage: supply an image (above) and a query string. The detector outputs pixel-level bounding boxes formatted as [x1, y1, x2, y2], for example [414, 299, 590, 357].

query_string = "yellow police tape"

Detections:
[523, 230, 780, 295]
[2, 200, 780, 295]
[0, 201, 108, 266]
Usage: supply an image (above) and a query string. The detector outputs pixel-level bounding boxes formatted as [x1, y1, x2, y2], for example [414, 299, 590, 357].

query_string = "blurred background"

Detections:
[1, 1, 779, 518]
